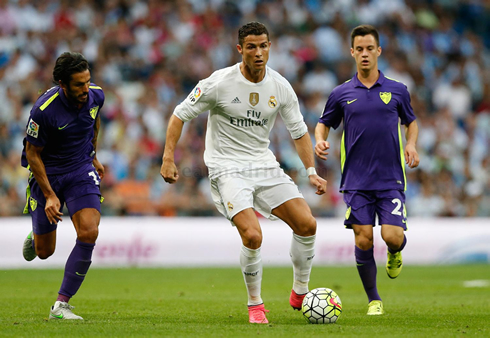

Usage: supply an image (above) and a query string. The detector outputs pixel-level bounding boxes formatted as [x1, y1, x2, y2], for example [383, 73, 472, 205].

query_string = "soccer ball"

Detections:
[301, 287, 342, 324]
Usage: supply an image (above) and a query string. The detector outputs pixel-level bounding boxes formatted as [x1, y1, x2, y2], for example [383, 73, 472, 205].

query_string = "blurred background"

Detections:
[0, 0, 488, 219]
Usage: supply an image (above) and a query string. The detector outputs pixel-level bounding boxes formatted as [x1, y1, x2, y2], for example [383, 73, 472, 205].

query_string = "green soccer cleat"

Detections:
[49, 301, 83, 320]
[386, 251, 403, 279]
[367, 300, 384, 315]
[22, 231, 37, 261]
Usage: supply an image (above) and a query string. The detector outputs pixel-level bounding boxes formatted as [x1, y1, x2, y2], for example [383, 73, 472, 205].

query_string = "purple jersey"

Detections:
[21, 84, 104, 175]
[319, 71, 416, 191]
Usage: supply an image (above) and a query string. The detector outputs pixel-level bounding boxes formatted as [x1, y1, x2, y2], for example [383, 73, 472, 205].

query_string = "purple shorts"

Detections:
[343, 190, 407, 229]
[27, 163, 101, 235]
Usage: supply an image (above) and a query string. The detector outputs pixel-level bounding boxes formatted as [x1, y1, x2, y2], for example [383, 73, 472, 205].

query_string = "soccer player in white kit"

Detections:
[160, 22, 327, 324]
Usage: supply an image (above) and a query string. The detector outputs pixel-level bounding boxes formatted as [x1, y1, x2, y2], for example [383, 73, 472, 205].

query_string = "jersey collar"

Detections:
[237, 63, 268, 85]
[352, 70, 386, 88]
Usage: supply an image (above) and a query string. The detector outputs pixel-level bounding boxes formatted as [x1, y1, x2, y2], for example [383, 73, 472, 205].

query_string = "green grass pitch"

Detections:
[0, 265, 489, 337]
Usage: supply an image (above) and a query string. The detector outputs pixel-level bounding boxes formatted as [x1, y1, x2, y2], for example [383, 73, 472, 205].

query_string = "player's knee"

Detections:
[384, 233, 404, 249]
[37, 248, 55, 260]
[242, 230, 262, 249]
[356, 236, 373, 251]
[77, 226, 99, 244]
[295, 215, 317, 237]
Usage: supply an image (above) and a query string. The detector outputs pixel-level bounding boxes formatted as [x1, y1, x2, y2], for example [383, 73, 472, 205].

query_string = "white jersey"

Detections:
[174, 63, 308, 179]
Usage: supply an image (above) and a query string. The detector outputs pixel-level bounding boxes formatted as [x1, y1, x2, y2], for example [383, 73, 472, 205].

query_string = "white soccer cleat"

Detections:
[49, 301, 83, 320]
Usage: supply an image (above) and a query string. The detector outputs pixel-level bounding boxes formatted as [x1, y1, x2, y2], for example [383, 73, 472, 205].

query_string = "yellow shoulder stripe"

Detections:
[344, 79, 352, 83]
[89, 85, 102, 90]
[385, 76, 401, 83]
[40, 92, 60, 111]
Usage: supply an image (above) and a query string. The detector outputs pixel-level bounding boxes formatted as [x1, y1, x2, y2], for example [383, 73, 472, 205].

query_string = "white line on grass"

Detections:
[463, 280, 490, 288]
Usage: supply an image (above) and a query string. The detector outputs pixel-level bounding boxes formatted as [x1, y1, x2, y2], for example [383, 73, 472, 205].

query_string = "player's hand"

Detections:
[45, 194, 63, 224]
[405, 144, 420, 168]
[309, 174, 327, 195]
[161, 159, 179, 183]
[315, 141, 330, 160]
[93, 157, 105, 180]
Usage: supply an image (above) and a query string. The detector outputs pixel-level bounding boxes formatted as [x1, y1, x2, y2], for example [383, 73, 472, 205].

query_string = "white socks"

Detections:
[290, 233, 316, 295]
[240, 233, 315, 305]
[240, 245, 263, 306]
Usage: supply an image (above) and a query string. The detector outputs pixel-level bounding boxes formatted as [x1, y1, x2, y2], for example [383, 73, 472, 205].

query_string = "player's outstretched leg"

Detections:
[49, 301, 83, 320]
[367, 300, 384, 315]
[51, 239, 94, 319]
[248, 304, 269, 324]
[386, 235, 406, 279]
[289, 233, 315, 310]
[22, 231, 37, 261]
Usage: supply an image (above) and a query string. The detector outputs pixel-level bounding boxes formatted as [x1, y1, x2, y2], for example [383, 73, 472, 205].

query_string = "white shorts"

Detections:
[210, 168, 304, 223]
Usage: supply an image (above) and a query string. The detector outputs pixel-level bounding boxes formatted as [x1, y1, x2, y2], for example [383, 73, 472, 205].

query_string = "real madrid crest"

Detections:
[227, 202, 234, 211]
[268, 96, 277, 108]
[249, 92, 259, 106]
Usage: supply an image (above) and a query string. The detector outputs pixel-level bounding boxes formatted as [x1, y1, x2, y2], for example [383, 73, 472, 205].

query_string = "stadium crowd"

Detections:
[0, 0, 488, 218]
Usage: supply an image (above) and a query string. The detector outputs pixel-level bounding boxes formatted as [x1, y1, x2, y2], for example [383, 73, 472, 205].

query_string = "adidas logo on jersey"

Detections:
[231, 97, 241, 103]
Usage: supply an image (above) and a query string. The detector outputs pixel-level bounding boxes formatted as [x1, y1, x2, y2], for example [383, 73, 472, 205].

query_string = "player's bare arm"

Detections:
[92, 114, 104, 179]
[314, 123, 331, 161]
[160, 115, 184, 183]
[25, 142, 63, 224]
[404, 120, 420, 169]
[293, 133, 327, 195]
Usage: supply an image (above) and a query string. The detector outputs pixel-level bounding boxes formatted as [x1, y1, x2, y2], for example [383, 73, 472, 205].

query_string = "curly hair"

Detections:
[52, 52, 89, 85]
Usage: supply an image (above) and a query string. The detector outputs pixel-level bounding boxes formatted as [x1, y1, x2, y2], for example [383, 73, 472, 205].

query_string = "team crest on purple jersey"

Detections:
[90, 106, 99, 119]
[380, 92, 392, 104]
[30, 197, 37, 211]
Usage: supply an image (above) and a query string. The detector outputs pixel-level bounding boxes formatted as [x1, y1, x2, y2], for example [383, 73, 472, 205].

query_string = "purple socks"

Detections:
[58, 239, 95, 301]
[355, 246, 381, 302]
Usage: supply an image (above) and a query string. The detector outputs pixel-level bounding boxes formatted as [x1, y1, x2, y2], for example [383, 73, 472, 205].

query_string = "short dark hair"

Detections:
[350, 25, 380, 48]
[52, 52, 89, 85]
[238, 22, 269, 46]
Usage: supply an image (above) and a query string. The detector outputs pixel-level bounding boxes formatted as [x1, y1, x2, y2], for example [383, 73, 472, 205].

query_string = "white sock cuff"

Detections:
[241, 245, 261, 258]
[293, 233, 316, 245]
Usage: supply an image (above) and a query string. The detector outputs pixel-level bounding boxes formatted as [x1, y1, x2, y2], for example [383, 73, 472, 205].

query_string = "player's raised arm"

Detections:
[404, 120, 420, 168]
[314, 123, 331, 161]
[292, 133, 327, 195]
[160, 115, 184, 183]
